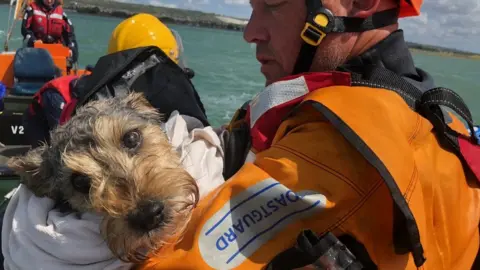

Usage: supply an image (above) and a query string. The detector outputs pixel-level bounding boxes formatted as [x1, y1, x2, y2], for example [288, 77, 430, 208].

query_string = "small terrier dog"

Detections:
[7, 92, 199, 262]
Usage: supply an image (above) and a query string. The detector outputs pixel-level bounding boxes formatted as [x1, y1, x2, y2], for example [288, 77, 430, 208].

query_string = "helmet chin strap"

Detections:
[292, 0, 400, 75]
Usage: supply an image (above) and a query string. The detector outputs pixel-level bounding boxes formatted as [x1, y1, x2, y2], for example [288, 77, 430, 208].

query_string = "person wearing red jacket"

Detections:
[23, 75, 79, 147]
[21, 0, 78, 64]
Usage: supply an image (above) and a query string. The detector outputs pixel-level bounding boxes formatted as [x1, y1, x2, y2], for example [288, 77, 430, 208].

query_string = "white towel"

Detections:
[2, 185, 132, 270]
[163, 111, 225, 199]
[2, 111, 225, 269]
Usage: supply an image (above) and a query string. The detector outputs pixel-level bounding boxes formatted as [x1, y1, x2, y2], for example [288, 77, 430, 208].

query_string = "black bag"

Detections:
[72, 46, 209, 126]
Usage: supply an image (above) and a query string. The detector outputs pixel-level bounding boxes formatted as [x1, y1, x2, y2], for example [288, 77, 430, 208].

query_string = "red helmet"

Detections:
[399, 0, 423, 17]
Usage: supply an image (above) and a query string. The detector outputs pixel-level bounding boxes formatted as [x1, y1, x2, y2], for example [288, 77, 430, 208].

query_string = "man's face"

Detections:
[244, 0, 352, 86]
[43, 0, 54, 7]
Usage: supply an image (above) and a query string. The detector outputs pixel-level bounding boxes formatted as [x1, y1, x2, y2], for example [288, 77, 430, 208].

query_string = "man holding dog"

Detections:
[135, 0, 480, 269]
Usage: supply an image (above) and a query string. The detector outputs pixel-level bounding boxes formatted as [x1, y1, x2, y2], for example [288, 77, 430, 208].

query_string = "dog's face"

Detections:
[8, 93, 199, 262]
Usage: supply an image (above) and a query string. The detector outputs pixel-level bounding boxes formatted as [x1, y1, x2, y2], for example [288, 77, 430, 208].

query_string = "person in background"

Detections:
[21, 0, 78, 64]
[23, 75, 82, 148]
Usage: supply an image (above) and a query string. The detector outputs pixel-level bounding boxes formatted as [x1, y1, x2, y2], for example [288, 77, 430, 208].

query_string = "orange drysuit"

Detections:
[138, 69, 480, 269]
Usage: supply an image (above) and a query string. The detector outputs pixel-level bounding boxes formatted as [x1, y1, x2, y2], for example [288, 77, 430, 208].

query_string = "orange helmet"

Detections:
[399, 0, 423, 18]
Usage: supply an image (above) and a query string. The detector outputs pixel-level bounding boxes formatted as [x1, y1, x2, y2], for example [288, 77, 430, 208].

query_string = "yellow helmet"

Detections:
[107, 13, 179, 63]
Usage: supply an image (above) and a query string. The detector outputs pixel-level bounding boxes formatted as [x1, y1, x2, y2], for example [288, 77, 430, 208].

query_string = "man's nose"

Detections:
[243, 10, 268, 44]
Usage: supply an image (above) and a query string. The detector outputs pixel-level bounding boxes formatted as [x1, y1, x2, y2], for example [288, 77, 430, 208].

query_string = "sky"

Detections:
[130, 0, 480, 53]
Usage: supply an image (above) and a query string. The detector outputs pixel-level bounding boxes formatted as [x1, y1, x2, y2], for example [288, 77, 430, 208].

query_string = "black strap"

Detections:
[420, 87, 476, 141]
[351, 65, 480, 183]
[293, 45, 316, 75]
[293, 0, 399, 74]
[349, 65, 477, 144]
[417, 88, 480, 182]
[266, 230, 364, 270]
[222, 100, 252, 180]
[221, 122, 251, 180]
[349, 65, 423, 108]
[304, 2, 399, 34]
[331, 9, 399, 33]
[421, 88, 472, 123]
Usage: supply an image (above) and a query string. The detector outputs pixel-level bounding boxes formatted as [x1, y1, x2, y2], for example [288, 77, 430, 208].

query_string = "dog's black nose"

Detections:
[127, 200, 165, 232]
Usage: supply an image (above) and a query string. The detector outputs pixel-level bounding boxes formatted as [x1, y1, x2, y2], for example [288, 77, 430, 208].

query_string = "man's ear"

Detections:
[351, 0, 381, 18]
[7, 145, 51, 197]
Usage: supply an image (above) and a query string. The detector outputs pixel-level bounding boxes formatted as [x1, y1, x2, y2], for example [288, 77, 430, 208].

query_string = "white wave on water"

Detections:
[0, 30, 23, 41]
[215, 15, 248, 26]
[203, 92, 253, 124]
[222, 112, 232, 121]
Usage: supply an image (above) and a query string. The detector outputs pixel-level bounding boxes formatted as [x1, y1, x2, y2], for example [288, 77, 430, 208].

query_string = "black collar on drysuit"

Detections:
[340, 29, 435, 92]
[337, 29, 455, 124]
[292, 0, 400, 74]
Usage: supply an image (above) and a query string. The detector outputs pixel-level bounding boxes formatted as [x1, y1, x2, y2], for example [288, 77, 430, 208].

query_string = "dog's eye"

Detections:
[122, 129, 142, 150]
[71, 173, 91, 194]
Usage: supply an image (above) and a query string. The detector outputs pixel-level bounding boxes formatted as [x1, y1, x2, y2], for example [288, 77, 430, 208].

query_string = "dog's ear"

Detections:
[123, 92, 164, 122]
[7, 145, 51, 197]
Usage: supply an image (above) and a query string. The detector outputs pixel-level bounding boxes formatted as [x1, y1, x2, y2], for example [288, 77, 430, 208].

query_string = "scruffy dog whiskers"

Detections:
[8, 93, 199, 262]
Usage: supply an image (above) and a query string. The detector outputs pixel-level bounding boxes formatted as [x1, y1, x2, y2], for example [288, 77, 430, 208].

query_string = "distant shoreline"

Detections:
[407, 42, 480, 60]
[409, 48, 480, 60]
[1, 0, 478, 59]
[63, 0, 247, 31]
